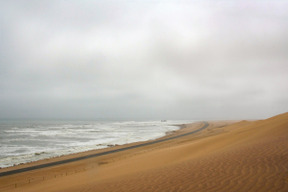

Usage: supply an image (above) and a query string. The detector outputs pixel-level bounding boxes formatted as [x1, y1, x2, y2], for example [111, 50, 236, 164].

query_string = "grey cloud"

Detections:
[0, 0, 287, 120]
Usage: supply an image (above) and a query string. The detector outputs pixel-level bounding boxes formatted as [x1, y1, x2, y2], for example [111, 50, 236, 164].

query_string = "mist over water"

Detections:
[0, 120, 195, 168]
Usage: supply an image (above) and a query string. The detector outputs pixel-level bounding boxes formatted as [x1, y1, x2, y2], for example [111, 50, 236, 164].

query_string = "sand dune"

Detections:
[1, 113, 287, 192]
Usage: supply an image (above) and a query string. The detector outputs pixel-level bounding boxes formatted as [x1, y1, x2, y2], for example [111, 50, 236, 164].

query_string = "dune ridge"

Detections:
[1, 113, 288, 192]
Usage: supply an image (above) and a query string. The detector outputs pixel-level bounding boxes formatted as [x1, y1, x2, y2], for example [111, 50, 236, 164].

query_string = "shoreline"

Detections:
[0, 121, 206, 174]
[0, 121, 187, 169]
[1, 113, 287, 192]
[0, 122, 209, 177]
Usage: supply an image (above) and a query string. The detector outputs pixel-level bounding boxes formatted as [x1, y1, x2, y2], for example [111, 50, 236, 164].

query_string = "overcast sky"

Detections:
[0, 0, 287, 120]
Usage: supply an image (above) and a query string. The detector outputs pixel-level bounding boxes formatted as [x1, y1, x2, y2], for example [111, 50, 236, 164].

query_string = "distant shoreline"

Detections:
[0, 120, 191, 168]
[0, 122, 208, 177]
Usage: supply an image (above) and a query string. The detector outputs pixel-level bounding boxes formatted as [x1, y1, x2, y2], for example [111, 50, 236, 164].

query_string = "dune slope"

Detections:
[83, 113, 288, 192]
[1, 113, 288, 192]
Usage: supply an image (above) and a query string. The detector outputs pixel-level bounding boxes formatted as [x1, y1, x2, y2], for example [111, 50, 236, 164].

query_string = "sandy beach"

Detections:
[0, 112, 287, 192]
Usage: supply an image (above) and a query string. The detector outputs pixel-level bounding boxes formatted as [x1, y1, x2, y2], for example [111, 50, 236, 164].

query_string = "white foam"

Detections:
[0, 120, 195, 168]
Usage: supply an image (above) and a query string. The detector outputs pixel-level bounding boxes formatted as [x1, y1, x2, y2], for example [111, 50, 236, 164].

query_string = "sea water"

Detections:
[0, 120, 194, 168]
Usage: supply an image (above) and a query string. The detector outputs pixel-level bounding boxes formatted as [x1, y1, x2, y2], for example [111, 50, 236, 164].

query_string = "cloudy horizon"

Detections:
[0, 0, 287, 120]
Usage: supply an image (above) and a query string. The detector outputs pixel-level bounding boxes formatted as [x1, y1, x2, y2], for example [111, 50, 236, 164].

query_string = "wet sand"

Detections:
[0, 113, 287, 192]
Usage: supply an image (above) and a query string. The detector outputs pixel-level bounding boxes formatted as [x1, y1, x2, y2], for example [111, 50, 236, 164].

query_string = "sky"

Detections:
[0, 0, 287, 120]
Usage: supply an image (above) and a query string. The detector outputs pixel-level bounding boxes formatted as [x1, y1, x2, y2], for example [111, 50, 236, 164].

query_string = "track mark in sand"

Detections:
[0, 122, 209, 177]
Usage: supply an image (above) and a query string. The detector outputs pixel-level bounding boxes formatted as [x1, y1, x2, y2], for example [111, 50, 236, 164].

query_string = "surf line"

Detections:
[0, 121, 209, 177]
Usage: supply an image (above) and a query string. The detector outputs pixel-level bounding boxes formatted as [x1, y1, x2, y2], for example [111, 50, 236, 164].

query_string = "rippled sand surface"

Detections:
[1, 113, 287, 192]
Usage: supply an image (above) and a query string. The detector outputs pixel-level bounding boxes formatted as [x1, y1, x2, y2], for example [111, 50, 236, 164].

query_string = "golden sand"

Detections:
[1, 113, 287, 192]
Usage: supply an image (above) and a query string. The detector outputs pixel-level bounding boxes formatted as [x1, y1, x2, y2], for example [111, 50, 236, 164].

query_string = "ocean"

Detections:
[0, 120, 195, 168]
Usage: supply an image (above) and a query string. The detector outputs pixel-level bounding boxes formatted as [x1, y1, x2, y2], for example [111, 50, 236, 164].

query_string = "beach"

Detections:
[0, 112, 287, 192]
